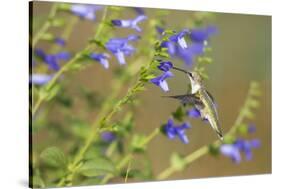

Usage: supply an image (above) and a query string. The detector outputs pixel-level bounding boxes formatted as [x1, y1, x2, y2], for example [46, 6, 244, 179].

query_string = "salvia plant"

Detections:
[30, 2, 262, 188]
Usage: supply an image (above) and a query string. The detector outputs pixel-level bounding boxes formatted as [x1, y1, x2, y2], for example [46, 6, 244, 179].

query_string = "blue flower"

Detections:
[101, 131, 116, 143]
[156, 26, 165, 35]
[89, 53, 110, 69]
[247, 124, 256, 133]
[164, 118, 191, 144]
[169, 29, 189, 49]
[105, 35, 139, 65]
[220, 138, 261, 163]
[34, 49, 71, 71]
[150, 71, 173, 92]
[54, 37, 66, 46]
[187, 107, 201, 118]
[161, 41, 177, 56]
[219, 143, 241, 163]
[190, 25, 218, 43]
[176, 43, 204, 66]
[30, 74, 52, 85]
[157, 61, 173, 72]
[111, 15, 147, 32]
[70, 4, 102, 20]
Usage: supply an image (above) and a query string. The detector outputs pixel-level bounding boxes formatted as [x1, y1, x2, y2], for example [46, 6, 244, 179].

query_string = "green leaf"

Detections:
[51, 18, 65, 27]
[78, 157, 116, 177]
[40, 33, 54, 41]
[41, 84, 61, 101]
[170, 153, 186, 171]
[40, 147, 67, 168]
[223, 135, 236, 144]
[237, 123, 248, 135]
[197, 56, 213, 64]
[172, 106, 185, 121]
[248, 99, 260, 108]
[58, 3, 71, 11]
[208, 144, 220, 156]
[130, 134, 147, 153]
[32, 175, 45, 188]
[243, 109, 255, 119]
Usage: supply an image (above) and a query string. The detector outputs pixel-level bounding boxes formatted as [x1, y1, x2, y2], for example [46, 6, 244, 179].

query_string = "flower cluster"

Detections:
[163, 118, 191, 144]
[105, 35, 140, 65]
[159, 26, 217, 66]
[220, 124, 261, 163]
[70, 4, 103, 20]
[150, 61, 174, 92]
[88, 9, 147, 69]
[31, 49, 71, 85]
[111, 15, 147, 32]
[220, 138, 261, 163]
[34, 48, 71, 71]
[150, 26, 217, 92]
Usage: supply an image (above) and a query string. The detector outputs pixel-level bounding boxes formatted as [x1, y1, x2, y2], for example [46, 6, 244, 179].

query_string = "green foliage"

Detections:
[40, 147, 68, 168]
[51, 18, 65, 27]
[208, 144, 220, 156]
[57, 3, 71, 11]
[69, 119, 90, 140]
[236, 123, 249, 135]
[40, 33, 55, 41]
[130, 134, 147, 153]
[32, 175, 45, 188]
[78, 157, 116, 177]
[111, 113, 134, 136]
[172, 106, 185, 122]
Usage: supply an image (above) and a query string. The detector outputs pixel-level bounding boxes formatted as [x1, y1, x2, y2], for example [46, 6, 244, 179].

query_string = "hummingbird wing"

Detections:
[206, 90, 215, 104]
[162, 94, 203, 106]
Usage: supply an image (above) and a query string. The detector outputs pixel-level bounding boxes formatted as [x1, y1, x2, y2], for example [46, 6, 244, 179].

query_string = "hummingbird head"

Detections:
[187, 71, 202, 94]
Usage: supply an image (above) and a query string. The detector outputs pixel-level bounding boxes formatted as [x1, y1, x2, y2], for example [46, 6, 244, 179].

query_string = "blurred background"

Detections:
[31, 1, 271, 184]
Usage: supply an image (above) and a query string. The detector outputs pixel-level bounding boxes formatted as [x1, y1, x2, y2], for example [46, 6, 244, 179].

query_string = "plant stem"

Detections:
[32, 6, 108, 116]
[32, 3, 58, 47]
[100, 128, 160, 184]
[50, 16, 79, 54]
[156, 84, 255, 180]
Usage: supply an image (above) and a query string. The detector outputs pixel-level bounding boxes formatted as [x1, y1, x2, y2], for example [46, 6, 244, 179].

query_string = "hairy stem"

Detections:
[32, 3, 58, 47]
[32, 7, 108, 116]
[100, 128, 160, 184]
[156, 84, 255, 180]
[50, 16, 79, 53]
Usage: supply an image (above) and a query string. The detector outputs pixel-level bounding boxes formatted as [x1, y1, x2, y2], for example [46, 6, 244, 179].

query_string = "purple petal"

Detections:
[56, 51, 71, 60]
[250, 139, 261, 148]
[157, 61, 173, 72]
[247, 124, 256, 133]
[187, 108, 201, 118]
[54, 37, 66, 46]
[220, 144, 241, 164]
[30, 74, 52, 85]
[115, 50, 126, 65]
[190, 26, 217, 43]
[101, 131, 116, 142]
[150, 71, 173, 92]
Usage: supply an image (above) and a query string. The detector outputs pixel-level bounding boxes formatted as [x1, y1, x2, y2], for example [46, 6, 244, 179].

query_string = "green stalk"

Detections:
[32, 7, 108, 116]
[32, 3, 58, 47]
[100, 128, 160, 184]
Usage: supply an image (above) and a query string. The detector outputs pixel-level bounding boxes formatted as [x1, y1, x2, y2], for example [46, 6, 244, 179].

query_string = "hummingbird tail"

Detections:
[217, 131, 223, 141]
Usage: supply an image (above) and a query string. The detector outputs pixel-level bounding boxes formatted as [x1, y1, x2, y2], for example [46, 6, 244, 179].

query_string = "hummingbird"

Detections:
[164, 67, 223, 140]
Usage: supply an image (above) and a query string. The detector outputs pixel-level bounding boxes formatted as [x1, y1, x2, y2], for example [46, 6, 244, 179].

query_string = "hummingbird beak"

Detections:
[172, 66, 188, 74]
[186, 71, 192, 77]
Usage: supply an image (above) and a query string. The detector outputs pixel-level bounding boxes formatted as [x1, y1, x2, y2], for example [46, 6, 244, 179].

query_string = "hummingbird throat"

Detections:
[190, 78, 201, 94]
